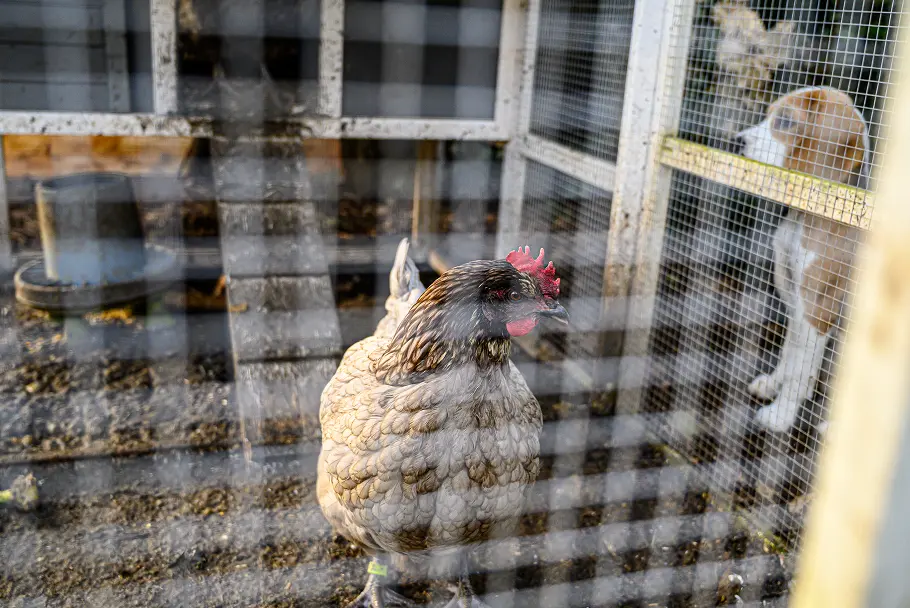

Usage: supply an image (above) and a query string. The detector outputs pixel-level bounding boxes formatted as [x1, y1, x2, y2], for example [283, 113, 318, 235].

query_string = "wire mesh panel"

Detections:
[343, 0, 503, 119]
[521, 160, 612, 362]
[0, 0, 152, 113]
[678, 0, 902, 172]
[176, 0, 321, 118]
[529, 0, 635, 161]
[643, 0, 908, 552]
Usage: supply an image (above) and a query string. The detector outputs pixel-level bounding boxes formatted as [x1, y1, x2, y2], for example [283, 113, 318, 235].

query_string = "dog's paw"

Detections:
[754, 399, 800, 433]
[816, 420, 829, 436]
[748, 373, 781, 400]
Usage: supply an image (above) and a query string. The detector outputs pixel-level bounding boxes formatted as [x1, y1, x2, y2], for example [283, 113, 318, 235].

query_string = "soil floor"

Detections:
[0, 268, 795, 607]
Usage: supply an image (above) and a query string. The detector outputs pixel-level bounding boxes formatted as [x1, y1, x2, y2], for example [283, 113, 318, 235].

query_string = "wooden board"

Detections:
[3, 136, 344, 180]
[791, 23, 910, 608]
[3, 135, 195, 178]
[659, 137, 875, 230]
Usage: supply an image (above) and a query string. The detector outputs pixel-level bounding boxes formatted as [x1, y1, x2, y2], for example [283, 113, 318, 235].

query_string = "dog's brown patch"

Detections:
[771, 88, 868, 187]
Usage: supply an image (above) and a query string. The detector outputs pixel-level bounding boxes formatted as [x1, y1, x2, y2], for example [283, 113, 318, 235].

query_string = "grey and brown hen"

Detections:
[318, 240, 567, 607]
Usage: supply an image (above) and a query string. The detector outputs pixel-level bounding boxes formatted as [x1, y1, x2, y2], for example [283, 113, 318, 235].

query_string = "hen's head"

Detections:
[376, 247, 567, 383]
[481, 246, 568, 337]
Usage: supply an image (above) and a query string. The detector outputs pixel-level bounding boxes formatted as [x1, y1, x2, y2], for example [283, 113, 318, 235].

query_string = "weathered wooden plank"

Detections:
[227, 275, 334, 311]
[229, 310, 341, 361]
[219, 234, 328, 276]
[226, 276, 342, 361]
[234, 358, 337, 443]
[659, 137, 874, 230]
[217, 201, 317, 236]
[792, 23, 910, 608]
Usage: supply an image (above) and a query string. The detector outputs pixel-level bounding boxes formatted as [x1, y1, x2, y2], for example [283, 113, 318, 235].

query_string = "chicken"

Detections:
[318, 240, 567, 607]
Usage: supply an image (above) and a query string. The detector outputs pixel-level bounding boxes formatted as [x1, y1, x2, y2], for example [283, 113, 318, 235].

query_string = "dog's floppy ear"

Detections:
[770, 104, 807, 142]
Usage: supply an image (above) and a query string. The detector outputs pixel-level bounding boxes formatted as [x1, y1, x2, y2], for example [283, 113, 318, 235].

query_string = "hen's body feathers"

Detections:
[318, 335, 540, 554]
[317, 240, 557, 604]
[317, 240, 541, 553]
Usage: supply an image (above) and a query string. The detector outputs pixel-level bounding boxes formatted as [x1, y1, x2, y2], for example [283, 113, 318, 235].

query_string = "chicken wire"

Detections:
[529, 0, 634, 161]
[678, 0, 902, 175]
[520, 160, 612, 363]
[6, 0, 906, 605]
[642, 0, 908, 549]
[343, 0, 503, 119]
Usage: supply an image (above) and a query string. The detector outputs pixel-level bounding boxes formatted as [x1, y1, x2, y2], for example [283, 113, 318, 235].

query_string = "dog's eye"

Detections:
[773, 110, 795, 131]
[509, 291, 522, 302]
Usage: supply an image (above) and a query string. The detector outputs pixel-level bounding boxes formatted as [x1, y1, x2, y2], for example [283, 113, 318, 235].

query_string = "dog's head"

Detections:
[734, 87, 871, 188]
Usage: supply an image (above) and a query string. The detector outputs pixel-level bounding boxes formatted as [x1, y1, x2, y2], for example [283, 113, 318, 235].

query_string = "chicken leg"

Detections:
[347, 557, 419, 608]
[443, 574, 491, 608]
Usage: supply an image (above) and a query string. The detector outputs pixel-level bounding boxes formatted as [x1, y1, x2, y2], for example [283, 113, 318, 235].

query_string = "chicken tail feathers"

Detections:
[375, 238, 426, 338]
[391, 238, 424, 298]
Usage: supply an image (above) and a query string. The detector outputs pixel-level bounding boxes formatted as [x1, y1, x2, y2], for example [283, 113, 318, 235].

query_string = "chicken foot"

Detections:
[347, 558, 419, 608]
[443, 576, 491, 608]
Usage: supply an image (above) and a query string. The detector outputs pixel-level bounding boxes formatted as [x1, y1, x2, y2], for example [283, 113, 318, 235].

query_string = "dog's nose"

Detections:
[730, 135, 747, 155]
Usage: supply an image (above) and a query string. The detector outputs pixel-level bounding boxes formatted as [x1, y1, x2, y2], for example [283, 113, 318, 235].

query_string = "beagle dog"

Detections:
[734, 86, 871, 433]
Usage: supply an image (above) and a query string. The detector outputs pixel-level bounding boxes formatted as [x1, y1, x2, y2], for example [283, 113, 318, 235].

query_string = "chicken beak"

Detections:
[538, 303, 569, 325]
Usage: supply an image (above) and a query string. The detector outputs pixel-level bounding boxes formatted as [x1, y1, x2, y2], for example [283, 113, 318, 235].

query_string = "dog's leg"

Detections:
[749, 217, 800, 400]
[754, 239, 844, 433]
[754, 310, 829, 432]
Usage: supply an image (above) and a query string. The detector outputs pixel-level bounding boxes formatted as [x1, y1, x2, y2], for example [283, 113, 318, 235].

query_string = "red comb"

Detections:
[506, 246, 560, 298]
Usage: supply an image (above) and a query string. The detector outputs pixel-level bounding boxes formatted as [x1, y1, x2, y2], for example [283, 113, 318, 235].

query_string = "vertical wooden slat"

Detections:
[318, 0, 344, 117]
[410, 139, 440, 258]
[151, 0, 178, 114]
[495, 0, 539, 260]
[0, 137, 12, 279]
[614, 0, 697, 415]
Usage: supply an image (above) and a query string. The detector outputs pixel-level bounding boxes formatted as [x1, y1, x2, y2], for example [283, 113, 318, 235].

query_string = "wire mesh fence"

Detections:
[519, 160, 612, 365]
[0, 0, 907, 605]
[529, 0, 635, 161]
[644, 0, 907, 553]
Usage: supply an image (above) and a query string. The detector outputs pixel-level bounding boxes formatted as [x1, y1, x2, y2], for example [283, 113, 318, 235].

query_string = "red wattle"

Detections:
[506, 317, 538, 337]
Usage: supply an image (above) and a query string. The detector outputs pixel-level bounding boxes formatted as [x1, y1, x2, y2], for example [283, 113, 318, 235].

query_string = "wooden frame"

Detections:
[612, 0, 697, 413]
[317, 0, 344, 118]
[600, 0, 682, 369]
[0, 112, 508, 140]
[660, 137, 875, 230]
[151, 0, 178, 115]
[495, 0, 540, 260]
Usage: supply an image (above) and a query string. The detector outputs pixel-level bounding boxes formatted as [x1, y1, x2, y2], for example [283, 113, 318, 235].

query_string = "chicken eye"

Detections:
[509, 291, 522, 302]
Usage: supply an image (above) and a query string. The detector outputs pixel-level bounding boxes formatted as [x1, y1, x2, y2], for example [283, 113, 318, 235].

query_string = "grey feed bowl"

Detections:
[14, 245, 181, 312]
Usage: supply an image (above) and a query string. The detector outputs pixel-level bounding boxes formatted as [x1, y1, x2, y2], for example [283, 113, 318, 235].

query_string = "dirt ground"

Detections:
[0, 267, 795, 606]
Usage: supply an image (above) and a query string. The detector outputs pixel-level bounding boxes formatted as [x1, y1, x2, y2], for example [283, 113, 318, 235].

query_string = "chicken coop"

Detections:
[0, 0, 909, 605]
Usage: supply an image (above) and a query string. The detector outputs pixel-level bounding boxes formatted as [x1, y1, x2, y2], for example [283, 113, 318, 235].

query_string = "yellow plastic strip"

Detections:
[367, 561, 388, 577]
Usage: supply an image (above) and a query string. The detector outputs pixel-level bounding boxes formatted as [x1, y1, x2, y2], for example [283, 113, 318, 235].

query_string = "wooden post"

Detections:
[792, 24, 910, 608]
[207, 0, 341, 464]
[0, 139, 12, 280]
[410, 140, 440, 260]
